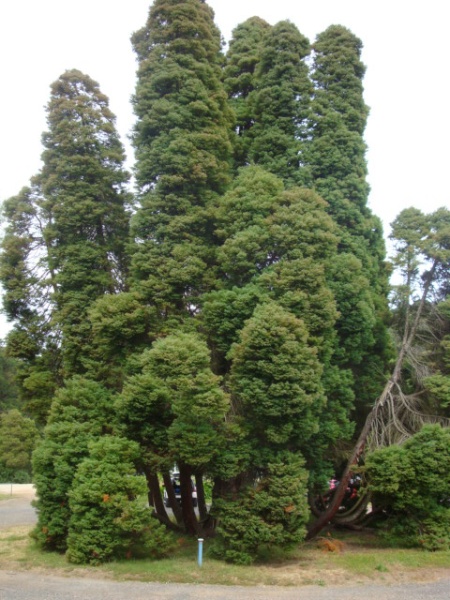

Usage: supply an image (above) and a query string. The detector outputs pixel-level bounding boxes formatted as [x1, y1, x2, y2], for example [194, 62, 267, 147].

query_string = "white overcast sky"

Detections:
[0, 0, 449, 337]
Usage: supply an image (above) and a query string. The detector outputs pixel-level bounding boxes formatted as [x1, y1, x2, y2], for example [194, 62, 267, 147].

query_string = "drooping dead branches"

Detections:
[307, 240, 448, 539]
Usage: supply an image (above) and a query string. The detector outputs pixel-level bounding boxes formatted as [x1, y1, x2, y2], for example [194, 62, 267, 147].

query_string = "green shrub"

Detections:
[66, 436, 175, 565]
[31, 377, 116, 552]
[211, 453, 309, 564]
[366, 425, 450, 551]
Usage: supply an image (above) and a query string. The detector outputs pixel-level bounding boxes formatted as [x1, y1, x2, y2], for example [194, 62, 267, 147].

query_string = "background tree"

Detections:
[35, 69, 131, 377]
[0, 186, 61, 423]
[0, 345, 18, 412]
[421, 297, 450, 418]
[0, 409, 39, 482]
[0, 70, 131, 419]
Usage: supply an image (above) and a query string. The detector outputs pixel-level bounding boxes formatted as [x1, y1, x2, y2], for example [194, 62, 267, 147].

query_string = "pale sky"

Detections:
[0, 0, 449, 338]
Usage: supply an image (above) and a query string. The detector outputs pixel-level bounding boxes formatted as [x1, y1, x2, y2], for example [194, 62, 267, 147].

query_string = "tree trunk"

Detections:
[195, 473, 209, 522]
[180, 464, 200, 535]
[162, 471, 183, 525]
[145, 469, 167, 516]
[144, 469, 183, 532]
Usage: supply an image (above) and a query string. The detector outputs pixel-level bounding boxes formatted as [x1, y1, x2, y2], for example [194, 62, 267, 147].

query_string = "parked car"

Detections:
[163, 472, 197, 507]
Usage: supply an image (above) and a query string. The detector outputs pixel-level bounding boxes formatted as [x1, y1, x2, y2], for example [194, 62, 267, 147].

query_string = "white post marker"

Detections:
[197, 538, 204, 567]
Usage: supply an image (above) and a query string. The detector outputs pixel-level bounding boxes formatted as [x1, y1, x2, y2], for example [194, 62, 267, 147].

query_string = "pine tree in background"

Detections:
[0, 409, 39, 482]
[0, 70, 131, 408]
[0, 345, 18, 412]
[130, 0, 234, 321]
[0, 186, 62, 423]
[36, 69, 132, 376]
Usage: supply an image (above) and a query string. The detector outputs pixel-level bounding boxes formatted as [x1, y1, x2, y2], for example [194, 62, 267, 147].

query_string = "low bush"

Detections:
[66, 436, 175, 565]
[366, 424, 450, 551]
[211, 453, 309, 564]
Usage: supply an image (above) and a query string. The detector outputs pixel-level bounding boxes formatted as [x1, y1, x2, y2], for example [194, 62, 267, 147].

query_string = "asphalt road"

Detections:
[0, 571, 449, 600]
[0, 495, 36, 530]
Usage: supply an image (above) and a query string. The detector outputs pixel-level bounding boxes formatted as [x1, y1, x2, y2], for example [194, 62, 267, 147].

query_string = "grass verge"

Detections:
[0, 526, 449, 587]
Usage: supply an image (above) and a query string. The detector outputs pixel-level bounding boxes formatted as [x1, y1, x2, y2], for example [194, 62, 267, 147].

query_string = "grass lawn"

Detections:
[1, 525, 449, 587]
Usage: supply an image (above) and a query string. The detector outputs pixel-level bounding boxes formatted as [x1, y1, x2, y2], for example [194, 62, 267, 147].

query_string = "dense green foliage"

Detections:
[212, 453, 309, 564]
[3, 0, 448, 566]
[31, 377, 116, 551]
[67, 436, 174, 564]
[366, 425, 450, 550]
[0, 409, 39, 482]
[306, 25, 391, 417]
[0, 346, 18, 412]
[0, 70, 131, 422]
[35, 69, 131, 376]
[130, 0, 233, 318]
[223, 17, 270, 169]
[224, 18, 312, 187]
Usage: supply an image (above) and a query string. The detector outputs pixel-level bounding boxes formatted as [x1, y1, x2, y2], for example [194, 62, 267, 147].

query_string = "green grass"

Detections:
[1, 526, 449, 587]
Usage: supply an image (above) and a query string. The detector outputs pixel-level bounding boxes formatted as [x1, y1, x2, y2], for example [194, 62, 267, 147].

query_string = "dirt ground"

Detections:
[0, 483, 35, 498]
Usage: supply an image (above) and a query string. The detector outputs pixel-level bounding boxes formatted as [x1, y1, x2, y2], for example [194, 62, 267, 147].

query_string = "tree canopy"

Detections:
[1, 0, 447, 565]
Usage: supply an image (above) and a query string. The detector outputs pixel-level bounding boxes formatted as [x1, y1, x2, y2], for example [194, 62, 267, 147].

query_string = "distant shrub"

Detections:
[0, 409, 39, 482]
[0, 465, 32, 483]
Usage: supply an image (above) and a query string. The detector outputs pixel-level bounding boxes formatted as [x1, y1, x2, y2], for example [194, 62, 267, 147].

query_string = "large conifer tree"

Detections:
[224, 20, 312, 186]
[0, 70, 131, 417]
[307, 25, 391, 413]
[130, 0, 234, 320]
[37, 70, 131, 376]
[0, 2, 397, 558]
